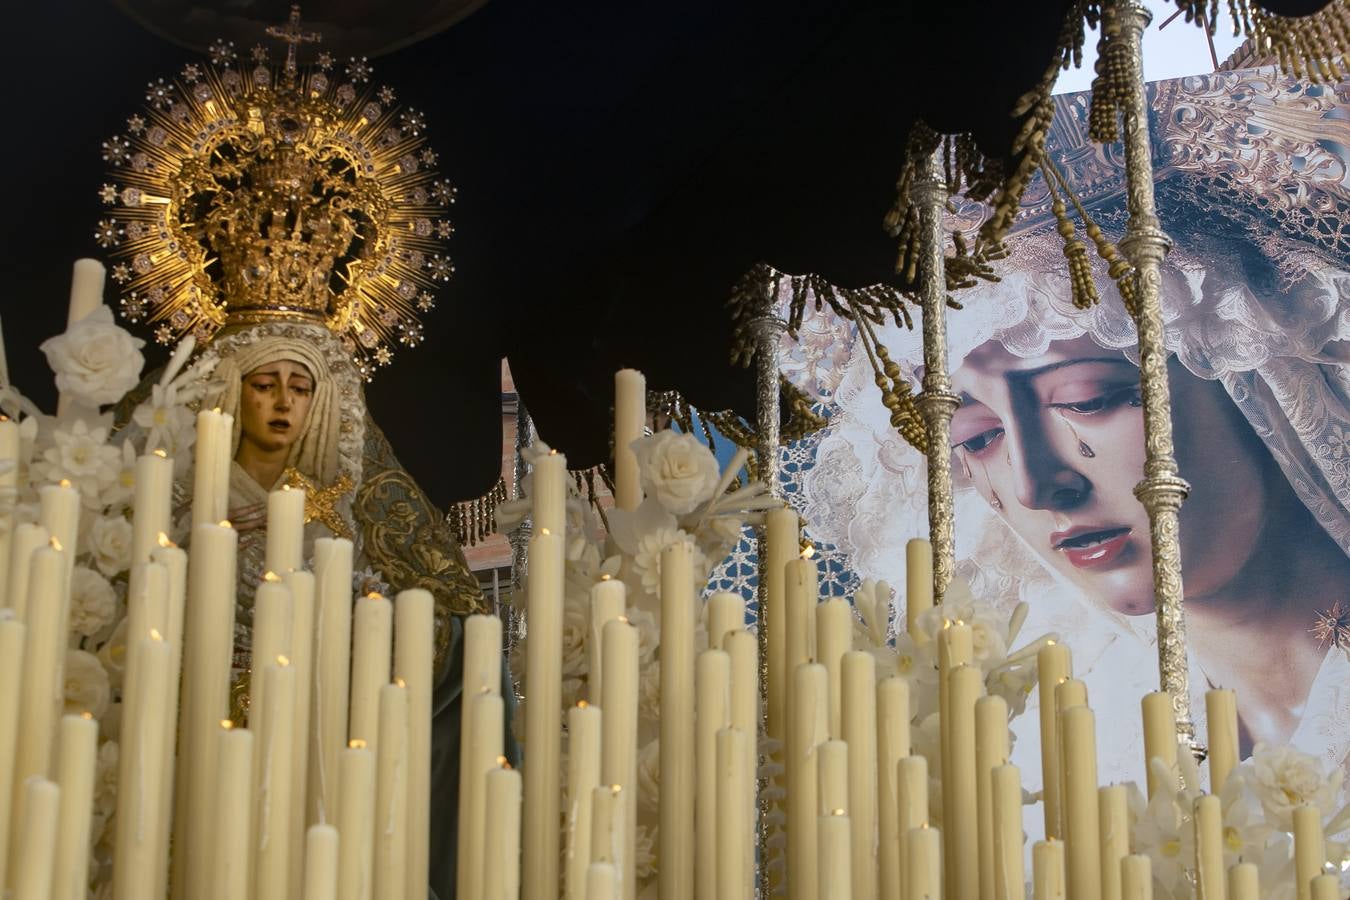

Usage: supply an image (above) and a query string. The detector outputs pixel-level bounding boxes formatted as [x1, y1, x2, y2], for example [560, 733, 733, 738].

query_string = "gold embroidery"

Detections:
[281, 467, 355, 540]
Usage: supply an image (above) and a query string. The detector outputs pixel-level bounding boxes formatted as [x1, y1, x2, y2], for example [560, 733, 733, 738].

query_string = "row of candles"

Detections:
[454, 368, 1345, 900]
[0, 399, 436, 899]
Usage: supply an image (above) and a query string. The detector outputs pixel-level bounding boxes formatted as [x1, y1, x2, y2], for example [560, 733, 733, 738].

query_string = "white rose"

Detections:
[632, 431, 720, 515]
[95, 616, 129, 690]
[89, 515, 133, 577]
[632, 527, 707, 595]
[64, 648, 111, 720]
[94, 740, 120, 815]
[39, 306, 146, 407]
[1246, 743, 1343, 830]
[69, 565, 118, 637]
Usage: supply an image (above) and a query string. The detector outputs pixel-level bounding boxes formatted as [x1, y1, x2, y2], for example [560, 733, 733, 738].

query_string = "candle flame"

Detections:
[1057, 676, 1068, 685]
[921, 822, 929, 829]
[540, 528, 551, 536]
[831, 808, 846, 816]
[59, 479, 72, 488]
[157, 532, 174, 548]
[395, 677, 406, 688]
[263, 571, 282, 582]
[282, 484, 292, 491]
[219, 520, 232, 529]
[153, 448, 168, 458]
[149, 628, 164, 641]
[955, 618, 966, 626]
[212, 406, 222, 414]
[0, 414, 8, 422]
[577, 700, 589, 709]
[365, 591, 384, 601]
[276, 655, 290, 667]
[349, 739, 366, 749]
[616, 615, 629, 624]
[942, 619, 952, 629]
[81, 711, 94, 720]
[221, 719, 235, 730]
[548, 449, 558, 455]
[496, 755, 509, 766]
[610, 785, 623, 794]
[599, 574, 612, 581]
[49, 536, 63, 551]
[501, 762, 514, 770]
[801, 544, 816, 560]
[1046, 639, 1057, 646]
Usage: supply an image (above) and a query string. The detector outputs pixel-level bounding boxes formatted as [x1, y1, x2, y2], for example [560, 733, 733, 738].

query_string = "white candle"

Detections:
[706, 591, 746, 651]
[460, 692, 505, 900]
[897, 755, 929, 841]
[1060, 704, 1101, 900]
[337, 743, 376, 900]
[255, 659, 298, 900]
[696, 650, 731, 900]
[877, 677, 910, 900]
[1310, 875, 1339, 900]
[587, 861, 619, 900]
[265, 484, 307, 574]
[212, 723, 255, 900]
[458, 614, 503, 900]
[905, 825, 942, 900]
[715, 727, 751, 900]
[9, 544, 69, 869]
[1227, 862, 1258, 900]
[304, 825, 339, 900]
[1120, 855, 1151, 900]
[310, 537, 353, 828]
[0, 617, 26, 890]
[0, 418, 18, 611]
[947, 663, 982, 900]
[1033, 840, 1066, 900]
[725, 630, 759, 780]
[524, 528, 565, 900]
[842, 651, 878, 900]
[785, 555, 818, 683]
[819, 811, 853, 900]
[114, 632, 173, 900]
[590, 784, 624, 866]
[286, 571, 317, 900]
[588, 578, 625, 703]
[67, 259, 106, 326]
[374, 683, 409, 900]
[659, 541, 697, 900]
[566, 702, 603, 900]
[38, 481, 79, 578]
[132, 451, 174, 565]
[817, 739, 849, 817]
[1292, 804, 1325, 900]
[12, 776, 61, 900]
[600, 619, 639, 900]
[4, 523, 48, 622]
[905, 538, 933, 640]
[394, 589, 433, 900]
[1036, 642, 1071, 837]
[1141, 692, 1178, 799]
[51, 713, 97, 900]
[179, 521, 238, 899]
[816, 597, 853, 738]
[1204, 690, 1238, 795]
[613, 369, 646, 511]
[764, 507, 799, 743]
[976, 694, 1010, 900]
[1099, 785, 1129, 900]
[991, 764, 1025, 900]
[532, 449, 567, 538]
[1193, 794, 1225, 900]
[482, 765, 523, 900]
[788, 663, 828, 900]
[250, 578, 294, 728]
[350, 593, 392, 749]
[192, 409, 233, 527]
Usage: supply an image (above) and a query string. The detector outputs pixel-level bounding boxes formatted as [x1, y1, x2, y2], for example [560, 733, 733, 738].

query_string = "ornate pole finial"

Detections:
[913, 146, 960, 604]
[1102, 0, 1200, 756]
[266, 5, 323, 82]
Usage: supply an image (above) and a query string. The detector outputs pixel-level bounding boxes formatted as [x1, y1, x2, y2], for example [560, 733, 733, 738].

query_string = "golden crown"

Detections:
[96, 7, 455, 377]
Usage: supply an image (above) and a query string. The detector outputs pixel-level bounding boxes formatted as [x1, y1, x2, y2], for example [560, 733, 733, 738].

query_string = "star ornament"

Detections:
[1312, 599, 1350, 650]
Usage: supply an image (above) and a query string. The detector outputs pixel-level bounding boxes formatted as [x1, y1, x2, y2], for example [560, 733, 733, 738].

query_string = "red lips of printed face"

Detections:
[1050, 525, 1134, 569]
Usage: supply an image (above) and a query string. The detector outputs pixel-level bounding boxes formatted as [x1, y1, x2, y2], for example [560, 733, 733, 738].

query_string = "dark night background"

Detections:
[1, 0, 1325, 509]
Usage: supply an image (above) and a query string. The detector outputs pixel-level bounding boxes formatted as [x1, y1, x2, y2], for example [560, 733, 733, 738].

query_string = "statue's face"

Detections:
[237, 358, 315, 456]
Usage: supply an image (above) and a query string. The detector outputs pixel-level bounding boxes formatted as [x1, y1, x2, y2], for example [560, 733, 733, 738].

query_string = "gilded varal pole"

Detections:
[1106, 0, 1198, 749]
[747, 285, 786, 899]
[914, 149, 959, 602]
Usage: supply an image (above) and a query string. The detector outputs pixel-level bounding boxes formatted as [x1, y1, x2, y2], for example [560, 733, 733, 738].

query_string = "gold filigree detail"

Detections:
[280, 467, 355, 540]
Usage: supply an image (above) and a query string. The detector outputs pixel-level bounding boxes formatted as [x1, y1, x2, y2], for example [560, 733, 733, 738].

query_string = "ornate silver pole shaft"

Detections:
[914, 149, 960, 602]
[748, 288, 786, 899]
[1107, 0, 1198, 749]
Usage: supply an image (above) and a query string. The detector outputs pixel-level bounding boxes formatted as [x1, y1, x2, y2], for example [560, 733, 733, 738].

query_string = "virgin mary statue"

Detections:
[102, 34, 503, 899]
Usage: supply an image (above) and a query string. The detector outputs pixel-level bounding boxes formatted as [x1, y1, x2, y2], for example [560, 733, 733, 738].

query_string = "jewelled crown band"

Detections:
[96, 5, 454, 377]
